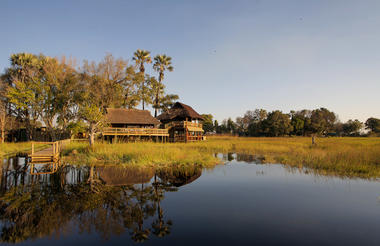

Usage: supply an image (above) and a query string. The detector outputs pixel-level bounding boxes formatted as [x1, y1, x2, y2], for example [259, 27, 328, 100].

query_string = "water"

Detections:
[1, 156, 379, 245]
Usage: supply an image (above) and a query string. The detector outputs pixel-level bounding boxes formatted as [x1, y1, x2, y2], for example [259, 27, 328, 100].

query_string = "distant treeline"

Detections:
[202, 109, 380, 137]
[0, 50, 176, 144]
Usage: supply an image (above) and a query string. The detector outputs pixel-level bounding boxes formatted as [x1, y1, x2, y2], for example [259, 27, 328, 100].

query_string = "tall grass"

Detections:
[62, 141, 220, 168]
[62, 136, 380, 178]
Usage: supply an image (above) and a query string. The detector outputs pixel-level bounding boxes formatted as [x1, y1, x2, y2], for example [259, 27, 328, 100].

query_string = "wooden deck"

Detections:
[165, 121, 203, 129]
[102, 127, 169, 136]
[29, 139, 70, 163]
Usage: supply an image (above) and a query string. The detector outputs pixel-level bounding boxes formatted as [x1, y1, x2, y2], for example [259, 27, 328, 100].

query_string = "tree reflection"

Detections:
[0, 160, 202, 243]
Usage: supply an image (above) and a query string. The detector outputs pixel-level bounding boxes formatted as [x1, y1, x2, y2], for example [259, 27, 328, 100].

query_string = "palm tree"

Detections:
[133, 49, 152, 110]
[153, 55, 173, 117]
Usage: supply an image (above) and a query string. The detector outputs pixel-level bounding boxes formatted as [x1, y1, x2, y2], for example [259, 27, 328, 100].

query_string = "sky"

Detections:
[1, 0, 380, 122]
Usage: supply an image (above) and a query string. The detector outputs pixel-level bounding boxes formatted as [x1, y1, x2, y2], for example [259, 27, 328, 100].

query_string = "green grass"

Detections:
[60, 136, 380, 178]
[0, 142, 33, 157]
[0, 142, 52, 157]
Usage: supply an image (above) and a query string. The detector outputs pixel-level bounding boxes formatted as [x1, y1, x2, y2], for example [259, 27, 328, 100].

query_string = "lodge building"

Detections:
[102, 102, 204, 143]
[102, 108, 169, 142]
[157, 102, 204, 142]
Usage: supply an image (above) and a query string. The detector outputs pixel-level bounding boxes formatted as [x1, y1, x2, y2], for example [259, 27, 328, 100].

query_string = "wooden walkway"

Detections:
[29, 139, 70, 163]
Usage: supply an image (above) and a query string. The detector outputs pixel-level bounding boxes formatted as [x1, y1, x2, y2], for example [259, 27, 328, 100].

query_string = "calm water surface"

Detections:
[0, 155, 379, 245]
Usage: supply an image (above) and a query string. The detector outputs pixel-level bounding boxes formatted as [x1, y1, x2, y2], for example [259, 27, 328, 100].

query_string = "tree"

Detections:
[246, 109, 267, 136]
[262, 110, 292, 136]
[158, 94, 179, 112]
[153, 55, 173, 117]
[133, 49, 152, 110]
[214, 120, 220, 134]
[290, 111, 305, 136]
[0, 79, 7, 143]
[79, 54, 130, 145]
[310, 108, 337, 136]
[293, 109, 312, 135]
[5, 53, 47, 141]
[46, 57, 80, 131]
[148, 75, 178, 114]
[38, 56, 79, 140]
[201, 114, 214, 133]
[342, 119, 363, 136]
[122, 66, 141, 109]
[365, 117, 380, 134]
[226, 118, 236, 134]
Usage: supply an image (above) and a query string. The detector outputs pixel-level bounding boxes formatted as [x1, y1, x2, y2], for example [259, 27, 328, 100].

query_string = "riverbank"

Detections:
[0, 142, 33, 157]
[61, 136, 380, 178]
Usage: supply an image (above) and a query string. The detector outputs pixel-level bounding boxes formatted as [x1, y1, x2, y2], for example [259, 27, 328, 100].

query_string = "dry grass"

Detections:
[62, 141, 220, 169]
[62, 136, 380, 178]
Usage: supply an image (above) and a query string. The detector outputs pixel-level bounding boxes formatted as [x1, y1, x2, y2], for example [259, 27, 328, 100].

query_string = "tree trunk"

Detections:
[1, 127, 4, 143]
[142, 80, 145, 110]
[154, 91, 159, 117]
[154, 75, 163, 118]
[89, 124, 95, 146]
[0, 116, 4, 143]
[47, 120, 56, 141]
[311, 134, 316, 145]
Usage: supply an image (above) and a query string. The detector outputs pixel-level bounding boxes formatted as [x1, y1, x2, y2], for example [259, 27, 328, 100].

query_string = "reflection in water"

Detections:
[29, 161, 61, 175]
[0, 157, 202, 243]
[218, 153, 265, 164]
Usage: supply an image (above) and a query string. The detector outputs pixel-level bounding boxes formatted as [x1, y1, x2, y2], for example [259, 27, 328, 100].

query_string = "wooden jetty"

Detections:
[29, 139, 70, 163]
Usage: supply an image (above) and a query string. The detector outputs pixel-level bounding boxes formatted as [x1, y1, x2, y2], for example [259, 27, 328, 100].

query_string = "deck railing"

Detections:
[30, 139, 71, 162]
[165, 121, 203, 129]
[102, 127, 169, 136]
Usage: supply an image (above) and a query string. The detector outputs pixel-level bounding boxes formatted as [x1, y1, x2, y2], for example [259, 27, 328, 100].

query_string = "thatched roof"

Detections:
[106, 108, 160, 125]
[157, 102, 203, 121]
[97, 166, 154, 186]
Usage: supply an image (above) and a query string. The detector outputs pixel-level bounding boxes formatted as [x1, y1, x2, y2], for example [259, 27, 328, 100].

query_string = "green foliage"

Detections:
[133, 49, 152, 110]
[365, 117, 380, 133]
[342, 119, 363, 136]
[262, 110, 293, 136]
[152, 55, 174, 117]
[310, 108, 337, 135]
[133, 49, 152, 73]
[1, 50, 177, 143]
[201, 114, 214, 133]
[223, 108, 343, 137]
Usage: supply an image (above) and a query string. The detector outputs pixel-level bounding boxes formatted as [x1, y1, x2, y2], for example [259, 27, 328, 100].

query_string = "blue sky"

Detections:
[1, 0, 380, 122]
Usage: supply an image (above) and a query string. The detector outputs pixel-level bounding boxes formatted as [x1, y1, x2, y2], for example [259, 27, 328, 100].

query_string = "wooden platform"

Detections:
[28, 140, 70, 163]
[102, 127, 169, 136]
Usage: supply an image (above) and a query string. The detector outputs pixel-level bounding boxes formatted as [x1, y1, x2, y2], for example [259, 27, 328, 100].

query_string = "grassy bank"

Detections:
[199, 136, 380, 178]
[63, 136, 380, 178]
[62, 141, 220, 168]
[0, 142, 33, 157]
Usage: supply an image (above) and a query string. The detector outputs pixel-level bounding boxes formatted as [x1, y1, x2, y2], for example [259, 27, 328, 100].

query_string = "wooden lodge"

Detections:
[157, 102, 204, 142]
[102, 108, 169, 142]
